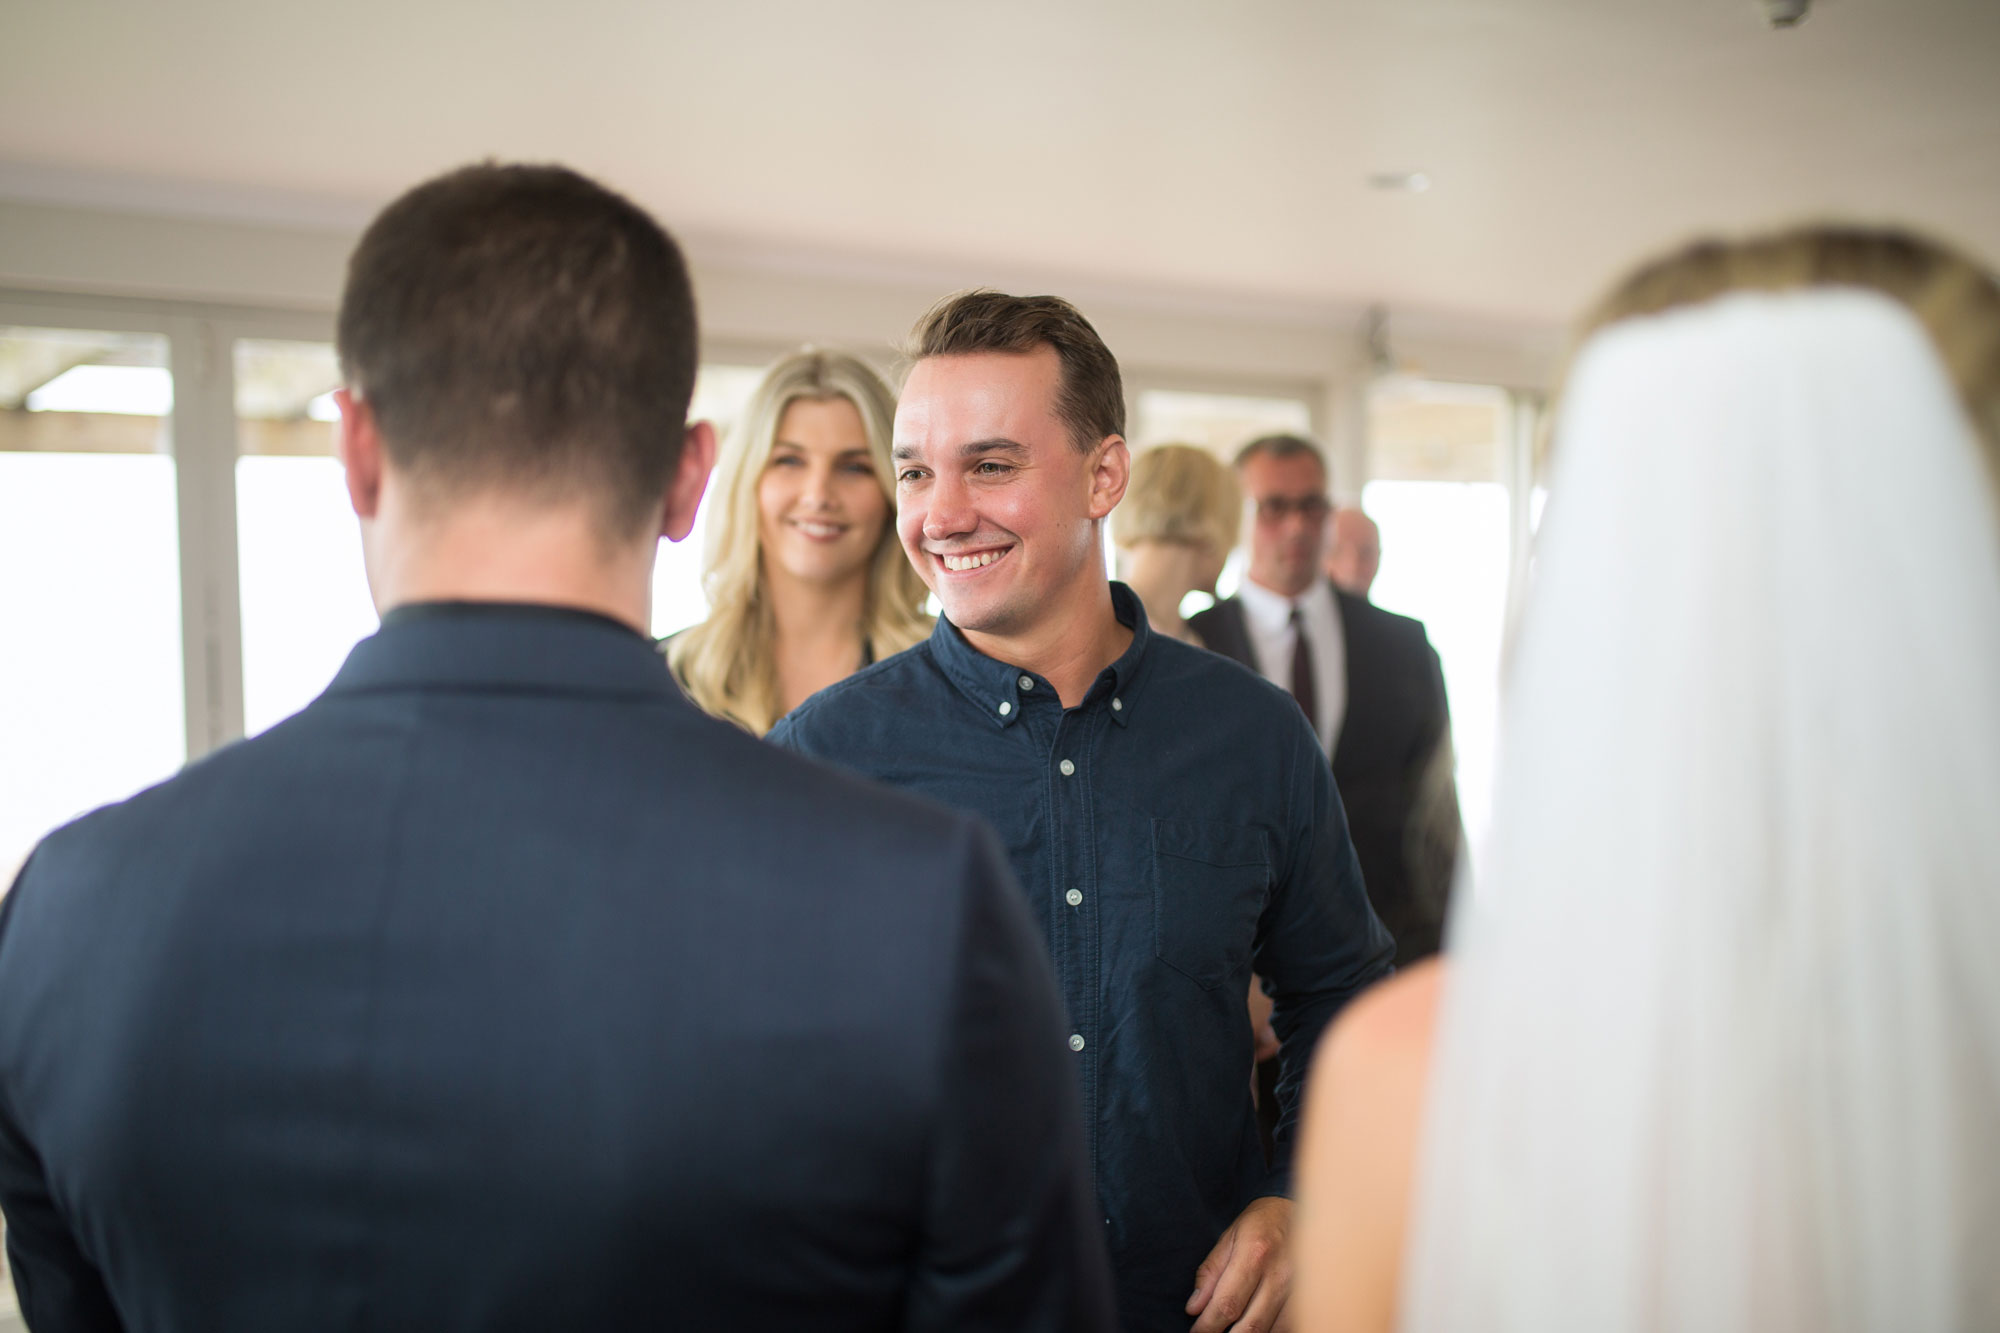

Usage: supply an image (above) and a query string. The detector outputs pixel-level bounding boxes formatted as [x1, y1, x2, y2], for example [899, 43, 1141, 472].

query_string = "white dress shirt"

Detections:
[1236, 576, 1346, 754]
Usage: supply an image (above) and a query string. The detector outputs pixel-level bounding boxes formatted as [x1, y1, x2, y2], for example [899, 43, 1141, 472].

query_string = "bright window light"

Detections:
[305, 390, 340, 422]
[26, 364, 174, 416]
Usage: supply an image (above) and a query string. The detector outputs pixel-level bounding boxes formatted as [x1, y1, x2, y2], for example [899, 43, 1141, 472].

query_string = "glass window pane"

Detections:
[0, 326, 184, 885]
[1133, 389, 1312, 458]
[234, 339, 378, 738]
[651, 364, 767, 639]
[235, 350, 771, 673]
[1364, 380, 1512, 849]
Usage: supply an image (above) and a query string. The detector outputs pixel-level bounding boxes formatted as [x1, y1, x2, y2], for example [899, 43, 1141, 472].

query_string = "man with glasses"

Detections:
[1192, 435, 1460, 974]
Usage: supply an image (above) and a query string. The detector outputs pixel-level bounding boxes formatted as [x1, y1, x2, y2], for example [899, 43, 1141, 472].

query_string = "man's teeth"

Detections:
[943, 550, 1005, 571]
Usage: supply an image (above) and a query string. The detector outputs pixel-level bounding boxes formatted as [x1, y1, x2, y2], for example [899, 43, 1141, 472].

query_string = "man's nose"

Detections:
[922, 471, 976, 539]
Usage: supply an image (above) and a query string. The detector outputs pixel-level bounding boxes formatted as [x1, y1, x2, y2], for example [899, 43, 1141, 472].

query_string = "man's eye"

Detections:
[897, 469, 926, 484]
[974, 461, 1012, 476]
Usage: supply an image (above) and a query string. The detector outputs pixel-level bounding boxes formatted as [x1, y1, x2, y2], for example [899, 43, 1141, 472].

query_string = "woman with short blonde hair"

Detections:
[1113, 442, 1242, 644]
[667, 348, 930, 734]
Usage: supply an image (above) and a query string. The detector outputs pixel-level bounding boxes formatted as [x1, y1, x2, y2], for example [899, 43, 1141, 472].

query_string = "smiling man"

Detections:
[770, 291, 1395, 1333]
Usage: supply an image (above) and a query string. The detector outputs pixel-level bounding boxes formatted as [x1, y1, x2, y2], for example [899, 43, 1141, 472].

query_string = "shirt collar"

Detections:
[1238, 575, 1333, 633]
[928, 581, 1151, 729]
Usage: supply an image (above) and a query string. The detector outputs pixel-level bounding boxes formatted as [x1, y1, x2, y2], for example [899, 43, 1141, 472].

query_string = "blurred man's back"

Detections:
[0, 163, 1113, 1333]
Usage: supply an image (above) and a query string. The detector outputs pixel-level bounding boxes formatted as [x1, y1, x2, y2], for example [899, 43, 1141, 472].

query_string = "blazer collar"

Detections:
[326, 601, 685, 703]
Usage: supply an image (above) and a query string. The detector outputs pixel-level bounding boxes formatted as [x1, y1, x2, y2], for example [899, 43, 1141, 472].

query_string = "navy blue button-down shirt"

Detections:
[771, 583, 1394, 1331]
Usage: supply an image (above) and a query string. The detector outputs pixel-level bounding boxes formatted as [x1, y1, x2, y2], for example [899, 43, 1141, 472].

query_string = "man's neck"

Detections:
[963, 575, 1132, 709]
[366, 494, 656, 635]
[1244, 571, 1316, 603]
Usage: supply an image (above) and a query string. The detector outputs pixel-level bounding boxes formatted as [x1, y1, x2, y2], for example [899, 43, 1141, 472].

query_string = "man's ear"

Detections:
[334, 389, 384, 519]
[660, 419, 717, 543]
[1086, 435, 1131, 521]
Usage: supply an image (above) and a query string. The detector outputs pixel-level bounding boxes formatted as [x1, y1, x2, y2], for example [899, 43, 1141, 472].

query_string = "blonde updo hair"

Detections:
[1113, 443, 1243, 555]
[1573, 224, 2000, 484]
[667, 347, 931, 735]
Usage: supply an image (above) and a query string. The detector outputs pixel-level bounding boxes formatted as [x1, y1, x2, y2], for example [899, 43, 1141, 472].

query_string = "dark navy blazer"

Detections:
[0, 603, 1115, 1333]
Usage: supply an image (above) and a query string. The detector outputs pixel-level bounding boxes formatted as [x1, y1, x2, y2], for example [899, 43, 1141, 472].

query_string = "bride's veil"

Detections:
[1399, 288, 2000, 1332]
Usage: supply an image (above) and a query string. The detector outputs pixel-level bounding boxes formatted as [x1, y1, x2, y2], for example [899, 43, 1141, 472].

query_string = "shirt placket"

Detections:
[1045, 701, 1102, 1182]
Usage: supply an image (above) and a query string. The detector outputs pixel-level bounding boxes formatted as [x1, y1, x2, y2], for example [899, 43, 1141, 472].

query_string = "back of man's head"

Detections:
[337, 163, 698, 538]
[904, 290, 1125, 450]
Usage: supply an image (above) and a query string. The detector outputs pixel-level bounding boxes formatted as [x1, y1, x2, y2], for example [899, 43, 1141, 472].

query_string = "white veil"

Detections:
[1399, 289, 2000, 1333]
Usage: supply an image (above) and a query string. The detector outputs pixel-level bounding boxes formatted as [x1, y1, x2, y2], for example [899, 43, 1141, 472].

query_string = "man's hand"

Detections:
[1186, 1195, 1293, 1333]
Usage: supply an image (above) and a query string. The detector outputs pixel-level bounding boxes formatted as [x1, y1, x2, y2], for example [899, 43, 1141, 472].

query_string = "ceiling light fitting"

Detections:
[1368, 171, 1431, 194]
[1759, 0, 1810, 28]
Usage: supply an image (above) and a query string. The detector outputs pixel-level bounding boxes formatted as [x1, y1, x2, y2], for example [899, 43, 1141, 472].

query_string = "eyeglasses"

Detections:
[1254, 494, 1332, 523]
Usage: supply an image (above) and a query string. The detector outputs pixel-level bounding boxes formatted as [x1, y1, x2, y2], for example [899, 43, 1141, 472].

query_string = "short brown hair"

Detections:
[905, 290, 1124, 451]
[1234, 433, 1329, 481]
[337, 162, 699, 537]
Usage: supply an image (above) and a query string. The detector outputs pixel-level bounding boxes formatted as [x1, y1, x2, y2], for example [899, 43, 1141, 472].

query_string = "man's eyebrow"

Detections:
[890, 438, 1029, 463]
[960, 438, 1029, 459]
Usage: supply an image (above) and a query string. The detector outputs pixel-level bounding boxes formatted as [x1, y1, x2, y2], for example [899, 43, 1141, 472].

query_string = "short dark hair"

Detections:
[905, 290, 1124, 451]
[337, 162, 699, 537]
[1234, 433, 1329, 482]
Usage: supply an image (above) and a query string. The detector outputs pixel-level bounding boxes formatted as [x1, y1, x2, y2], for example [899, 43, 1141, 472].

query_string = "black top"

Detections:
[771, 583, 1394, 1332]
[0, 602, 1116, 1332]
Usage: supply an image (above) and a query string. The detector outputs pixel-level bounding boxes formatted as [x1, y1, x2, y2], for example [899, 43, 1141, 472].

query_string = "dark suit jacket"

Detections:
[0, 603, 1114, 1333]
[1189, 589, 1459, 962]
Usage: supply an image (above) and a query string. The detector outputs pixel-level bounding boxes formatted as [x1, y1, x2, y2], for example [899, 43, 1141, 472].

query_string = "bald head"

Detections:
[1325, 508, 1381, 597]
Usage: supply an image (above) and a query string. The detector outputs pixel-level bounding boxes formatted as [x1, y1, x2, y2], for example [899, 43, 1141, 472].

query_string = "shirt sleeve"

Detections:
[901, 819, 1119, 1333]
[1249, 725, 1397, 1198]
[0, 856, 128, 1333]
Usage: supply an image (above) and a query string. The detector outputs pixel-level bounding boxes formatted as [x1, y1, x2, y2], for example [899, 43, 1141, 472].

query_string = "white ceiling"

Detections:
[3, 0, 1996, 327]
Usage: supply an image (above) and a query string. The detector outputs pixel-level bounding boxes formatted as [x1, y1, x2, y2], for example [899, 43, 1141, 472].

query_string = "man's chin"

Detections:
[936, 591, 1027, 639]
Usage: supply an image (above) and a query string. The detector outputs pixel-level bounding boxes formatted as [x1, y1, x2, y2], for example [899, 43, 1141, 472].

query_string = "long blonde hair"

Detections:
[668, 348, 931, 734]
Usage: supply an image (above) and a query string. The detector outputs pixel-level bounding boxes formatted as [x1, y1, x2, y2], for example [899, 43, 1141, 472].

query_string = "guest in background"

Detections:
[1111, 442, 1241, 645]
[1293, 225, 2000, 1333]
[667, 348, 930, 734]
[1191, 436, 1459, 966]
[1324, 506, 1381, 599]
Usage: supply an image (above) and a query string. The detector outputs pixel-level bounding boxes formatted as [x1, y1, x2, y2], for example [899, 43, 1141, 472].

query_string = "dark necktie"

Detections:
[1289, 606, 1317, 734]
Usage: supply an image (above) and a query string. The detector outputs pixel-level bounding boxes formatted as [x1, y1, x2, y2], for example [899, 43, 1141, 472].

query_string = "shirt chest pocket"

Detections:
[1151, 818, 1271, 990]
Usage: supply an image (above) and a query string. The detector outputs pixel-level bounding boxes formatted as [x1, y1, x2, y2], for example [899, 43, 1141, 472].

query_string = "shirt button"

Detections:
[1066, 888, 1083, 906]
[1068, 1034, 1086, 1052]
[1059, 759, 1075, 776]
[1111, 697, 1123, 711]
[997, 701, 1012, 716]
[1019, 675, 1035, 691]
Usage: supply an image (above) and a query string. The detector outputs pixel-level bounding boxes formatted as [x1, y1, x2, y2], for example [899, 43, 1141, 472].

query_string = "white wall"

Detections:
[0, 194, 1566, 420]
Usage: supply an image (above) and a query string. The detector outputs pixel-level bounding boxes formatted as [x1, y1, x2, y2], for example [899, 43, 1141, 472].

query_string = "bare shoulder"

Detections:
[1320, 959, 1444, 1076]
[1293, 960, 1445, 1333]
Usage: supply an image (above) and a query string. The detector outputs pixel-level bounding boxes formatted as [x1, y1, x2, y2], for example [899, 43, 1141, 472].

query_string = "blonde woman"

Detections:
[667, 349, 930, 733]
[1292, 225, 2000, 1332]
[1112, 443, 1242, 645]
